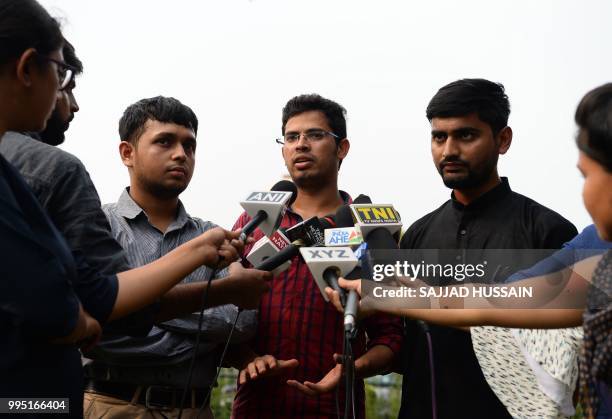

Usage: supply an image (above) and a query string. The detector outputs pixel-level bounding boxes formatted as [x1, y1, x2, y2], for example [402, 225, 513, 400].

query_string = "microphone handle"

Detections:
[322, 267, 347, 307]
[344, 289, 359, 332]
[255, 243, 300, 271]
[239, 210, 267, 241]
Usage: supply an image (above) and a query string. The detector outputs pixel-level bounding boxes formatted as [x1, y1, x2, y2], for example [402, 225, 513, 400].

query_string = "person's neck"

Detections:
[291, 181, 344, 220]
[128, 185, 179, 233]
[453, 173, 502, 206]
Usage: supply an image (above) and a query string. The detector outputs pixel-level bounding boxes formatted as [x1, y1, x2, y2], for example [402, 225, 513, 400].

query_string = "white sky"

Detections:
[39, 0, 612, 232]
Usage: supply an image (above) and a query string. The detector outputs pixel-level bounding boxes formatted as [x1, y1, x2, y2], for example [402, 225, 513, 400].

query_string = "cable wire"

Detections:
[177, 275, 214, 419]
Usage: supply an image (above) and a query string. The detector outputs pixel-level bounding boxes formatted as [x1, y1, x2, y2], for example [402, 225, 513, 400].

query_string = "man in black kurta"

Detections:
[398, 79, 578, 419]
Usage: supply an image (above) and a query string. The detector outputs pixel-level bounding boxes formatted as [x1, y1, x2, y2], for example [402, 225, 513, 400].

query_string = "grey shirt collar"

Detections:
[116, 188, 190, 232]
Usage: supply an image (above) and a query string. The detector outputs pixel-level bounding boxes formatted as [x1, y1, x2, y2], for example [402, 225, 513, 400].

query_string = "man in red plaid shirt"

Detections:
[230, 94, 402, 418]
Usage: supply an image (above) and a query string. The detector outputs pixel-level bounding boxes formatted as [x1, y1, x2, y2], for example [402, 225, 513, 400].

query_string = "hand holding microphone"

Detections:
[304, 195, 403, 332]
[251, 215, 336, 272]
[325, 278, 376, 319]
[197, 227, 249, 269]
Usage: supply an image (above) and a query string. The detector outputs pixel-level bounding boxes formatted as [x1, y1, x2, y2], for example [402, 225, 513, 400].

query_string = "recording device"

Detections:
[254, 215, 336, 272]
[324, 227, 363, 247]
[340, 198, 404, 333]
[284, 215, 334, 246]
[350, 203, 401, 248]
[239, 180, 296, 240]
[321, 196, 371, 307]
[246, 230, 292, 276]
[300, 247, 359, 303]
[300, 197, 369, 322]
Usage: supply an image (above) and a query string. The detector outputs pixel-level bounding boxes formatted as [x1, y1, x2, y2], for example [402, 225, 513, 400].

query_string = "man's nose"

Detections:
[295, 134, 310, 151]
[442, 137, 460, 158]
[71, 95, 80, 113]
[172, 144, 187, 160]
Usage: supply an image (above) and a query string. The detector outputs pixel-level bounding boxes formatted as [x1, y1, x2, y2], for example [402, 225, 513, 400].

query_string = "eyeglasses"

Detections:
[275, 129, 339, 146]
[37, 54, 77, 91]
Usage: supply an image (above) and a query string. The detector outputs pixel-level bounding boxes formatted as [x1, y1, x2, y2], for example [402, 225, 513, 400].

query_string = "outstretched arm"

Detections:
[325, 255, 601, 329]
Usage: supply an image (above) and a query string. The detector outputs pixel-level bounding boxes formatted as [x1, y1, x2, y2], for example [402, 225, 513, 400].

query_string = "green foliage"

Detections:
[210, 368, 237, 419]
[209, 369, 403, 419]
[365, 373, 402, 419]
[572, 403, 585, 419]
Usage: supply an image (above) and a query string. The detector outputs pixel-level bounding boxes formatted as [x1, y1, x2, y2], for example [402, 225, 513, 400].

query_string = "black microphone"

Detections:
[239, 180, 297, 241]
[342, 195, 377, 332]
[345, 197, 404, 333]
[284, 215, 335, 247]
[350, 199, 402, 277]
[254, 215, 336, 272]
[255, 242, 302, 271]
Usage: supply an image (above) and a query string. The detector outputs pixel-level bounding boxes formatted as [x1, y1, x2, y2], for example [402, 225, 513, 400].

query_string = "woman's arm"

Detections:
[326, 255, 601, 329]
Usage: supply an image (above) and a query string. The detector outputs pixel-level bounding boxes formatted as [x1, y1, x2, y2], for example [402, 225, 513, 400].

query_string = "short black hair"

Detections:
[118, 96, 198, 144]
[426, 78, 511, 136]
[63, 39, 83, 75]
[575, 83, 612, 172]
[0, 0, 63, 68]
[282, 93, 347, 140]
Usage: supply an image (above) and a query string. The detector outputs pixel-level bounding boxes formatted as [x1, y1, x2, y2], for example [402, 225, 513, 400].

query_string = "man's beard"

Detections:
[39, 112, 68, 146]
[138, 174, 188, 200]
[290, 166, 333, 190]
[439, 155, 498, 190]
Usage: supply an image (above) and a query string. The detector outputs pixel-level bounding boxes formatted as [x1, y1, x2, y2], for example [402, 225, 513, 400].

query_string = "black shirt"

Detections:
[398, 178, 578, 419]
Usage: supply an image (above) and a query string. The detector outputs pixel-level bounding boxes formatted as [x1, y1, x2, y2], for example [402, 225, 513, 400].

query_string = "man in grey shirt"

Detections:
[84, 96, 261, 419]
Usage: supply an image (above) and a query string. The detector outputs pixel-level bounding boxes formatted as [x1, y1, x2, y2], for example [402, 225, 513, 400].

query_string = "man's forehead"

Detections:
[431, 113, 486, 131]
[143, 119, 196, 139]
[285, 110, 331, 131]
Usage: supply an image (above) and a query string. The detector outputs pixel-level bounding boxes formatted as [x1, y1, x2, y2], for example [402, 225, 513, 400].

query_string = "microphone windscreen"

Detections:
[353, 194, 372, 204]
[319, 215, 336, 230]
[335, 205, 355, 228]
[271, 180, 298, 206]
[366, 227, 399, 249]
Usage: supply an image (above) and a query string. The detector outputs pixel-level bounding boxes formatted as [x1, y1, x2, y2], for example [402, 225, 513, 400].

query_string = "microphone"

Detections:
[254, 215, 336, 272]
[350, 202, 401, 249]
[344, 198, 403, 333]
[316, 202, 362, 306]
[246, 230, 292, 276]
[239, 180, 297, 241]
[301, 245, 363, 332]
[300, 246, 359, 304]
[299, 195, 370, 330]
[284, 215, 335, 247]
